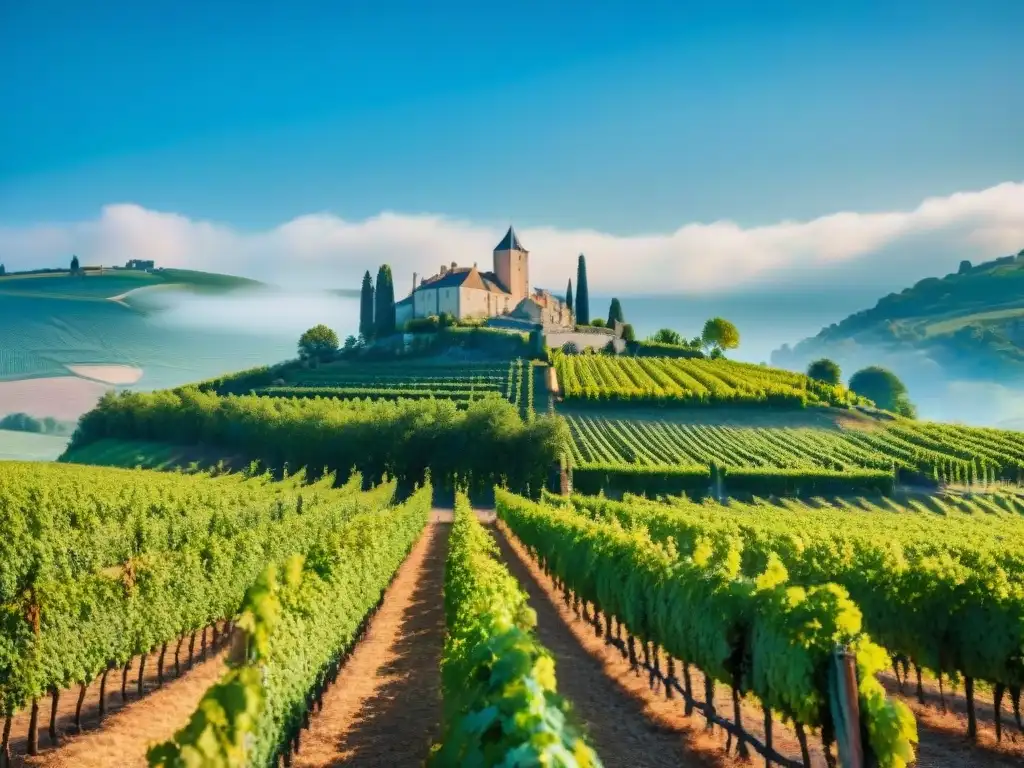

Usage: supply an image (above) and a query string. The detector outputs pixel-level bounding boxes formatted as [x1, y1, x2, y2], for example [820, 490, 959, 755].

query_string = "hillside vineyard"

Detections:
[0, 463, 400, 759]
[8, 350, 1024, 767]
[537, 489, 1024, 723]
[496, 490, 918, 767]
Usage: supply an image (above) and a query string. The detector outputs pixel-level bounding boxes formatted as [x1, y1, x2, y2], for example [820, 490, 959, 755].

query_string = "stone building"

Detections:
[395, 226, 573, 329]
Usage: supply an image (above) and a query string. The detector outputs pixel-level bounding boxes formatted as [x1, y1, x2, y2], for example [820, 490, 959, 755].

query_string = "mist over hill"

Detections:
[770, 249, 1024, 427]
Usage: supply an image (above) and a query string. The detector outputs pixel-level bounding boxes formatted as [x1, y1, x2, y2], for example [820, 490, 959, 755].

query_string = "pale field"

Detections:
[0, 376, 110, 421]
[66, 364, 144, 384]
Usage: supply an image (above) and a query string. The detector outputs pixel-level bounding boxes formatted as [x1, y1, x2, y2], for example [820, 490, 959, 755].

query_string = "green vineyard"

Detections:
[432, 495, 600, 765]
[497, 489, 919, 767]
[237, 359, 545, 415]
[553, 352, 866, 408]
[566, 414, 1024, 495]
[531, 487, 1024, 745]
[5, 349, 1024, 766]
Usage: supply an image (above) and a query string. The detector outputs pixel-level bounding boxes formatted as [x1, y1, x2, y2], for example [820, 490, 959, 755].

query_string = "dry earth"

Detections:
[292, 520, 449, 767]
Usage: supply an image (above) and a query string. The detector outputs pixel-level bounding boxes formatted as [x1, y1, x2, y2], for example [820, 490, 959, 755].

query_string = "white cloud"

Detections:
[1, 181, 1023, 295]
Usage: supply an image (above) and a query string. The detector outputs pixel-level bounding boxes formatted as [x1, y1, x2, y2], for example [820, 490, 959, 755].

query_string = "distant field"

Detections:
[0, 270, 161, 299]
[0, 429, 69, 461]
[0, 266, 297, 401]
[0, 377, 111, 420]
[924, 305, 1024, 336]
[0, 268, 260, 298]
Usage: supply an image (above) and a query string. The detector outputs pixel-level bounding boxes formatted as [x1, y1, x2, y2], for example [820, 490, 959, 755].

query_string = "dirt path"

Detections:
[293, 520, 449, 767]
[6, 629, 228, 768]
[491, 522, 732, 768]
[22, 651, 228, 768]
[493, 520, 1024, 768]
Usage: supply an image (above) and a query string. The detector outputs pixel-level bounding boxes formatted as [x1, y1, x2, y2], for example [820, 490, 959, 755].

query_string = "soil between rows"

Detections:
[292, 519, 449, 767]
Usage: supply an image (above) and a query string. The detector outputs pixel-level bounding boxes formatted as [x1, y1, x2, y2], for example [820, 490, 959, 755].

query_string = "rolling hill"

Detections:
[0, 268, 304, 436]
[772, 248, 1024, 382]
[0, 268, 283, 383]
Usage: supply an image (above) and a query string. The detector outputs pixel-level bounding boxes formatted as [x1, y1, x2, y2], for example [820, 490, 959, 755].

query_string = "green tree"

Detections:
[958, 260, 972, 275]
[0, 264, 6, 276]
[607, 298, 624, 327]
[359, 271, 375, 340]
[374, 265, 396, 337]
[848, 366, 916, 417]
[70, 255, 80, 272]
[565, 279, 574, 313]
[620, 323, 635, 342]
[701, 317, 740, 352]
[343, 335, 358, 351]
[807, 358, 842, 385]
[298, 324, 340, 362]
[590, 318, 606, 328]
[575, 254, 590, 324]
[651, 328, 682, 345]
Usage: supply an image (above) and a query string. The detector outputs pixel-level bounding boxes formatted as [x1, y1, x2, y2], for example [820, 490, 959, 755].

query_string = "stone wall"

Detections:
[547, 330, 626, 353]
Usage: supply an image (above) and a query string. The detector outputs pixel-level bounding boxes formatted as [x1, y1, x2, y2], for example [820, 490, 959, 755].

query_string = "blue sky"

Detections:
[2, 0, 1022, 233]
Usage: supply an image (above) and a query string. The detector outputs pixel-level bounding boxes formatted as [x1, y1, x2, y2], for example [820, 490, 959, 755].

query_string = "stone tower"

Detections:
[493, 226, 529, 302]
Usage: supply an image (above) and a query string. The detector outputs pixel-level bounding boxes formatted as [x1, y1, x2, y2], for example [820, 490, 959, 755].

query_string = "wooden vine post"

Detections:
[25, 588, 42, 756]
[828, 646, 864, 767]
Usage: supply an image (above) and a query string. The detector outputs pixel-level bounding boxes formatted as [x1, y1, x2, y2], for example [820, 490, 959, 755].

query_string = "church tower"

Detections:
[493, 226, 529, 302]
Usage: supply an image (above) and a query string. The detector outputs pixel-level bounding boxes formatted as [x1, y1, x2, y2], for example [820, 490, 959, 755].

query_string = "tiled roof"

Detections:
[480, 271, 510, 294]
[416, 266, 511, 295]
[494, 226, 526, 252]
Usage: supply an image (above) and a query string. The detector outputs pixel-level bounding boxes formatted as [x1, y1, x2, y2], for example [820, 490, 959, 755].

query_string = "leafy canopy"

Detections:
[650, 328, 682, 346]
[849, 366, 916, 417]
[701, 317, 740, 351]
[807, 358, 842, 385]
[297, 324, 340, 361]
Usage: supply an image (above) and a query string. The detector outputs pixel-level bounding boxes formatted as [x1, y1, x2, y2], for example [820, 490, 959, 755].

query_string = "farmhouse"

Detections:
[395, 227, 573, 329]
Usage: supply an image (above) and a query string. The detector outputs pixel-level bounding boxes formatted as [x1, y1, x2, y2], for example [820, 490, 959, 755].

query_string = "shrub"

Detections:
[807, 358, 842, 385]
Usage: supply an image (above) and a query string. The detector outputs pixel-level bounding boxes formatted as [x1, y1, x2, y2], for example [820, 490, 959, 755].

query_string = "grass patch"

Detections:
[60, 438, 241, 470]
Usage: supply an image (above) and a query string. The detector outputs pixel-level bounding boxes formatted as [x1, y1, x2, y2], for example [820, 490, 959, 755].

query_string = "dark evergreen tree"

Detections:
[70, 255, 80, 272]
[374, 264, 396, 337]
[565, 279, 574, 313]
[359, 270, 375, 340]
[575, 254, 590, 325]
[607, 297, 624, 327]
[0, 264, 6, 276]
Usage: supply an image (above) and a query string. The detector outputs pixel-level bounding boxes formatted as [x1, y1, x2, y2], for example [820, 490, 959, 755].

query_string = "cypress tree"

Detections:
[607, 297, 624, 327]
[575, 254, 590, 325]
[374, 264, 396, 337]
[565, 279, 574, 313]
[359, 271, 375, 340]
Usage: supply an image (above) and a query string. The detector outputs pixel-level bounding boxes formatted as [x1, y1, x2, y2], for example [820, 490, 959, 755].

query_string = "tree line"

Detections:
[70, 388, 570, 496]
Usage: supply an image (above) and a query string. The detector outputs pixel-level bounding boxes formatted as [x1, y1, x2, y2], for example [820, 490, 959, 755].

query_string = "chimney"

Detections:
[440, 264, 447, 275]
[412, 272, 418, 291]
[451, 261, 457, 272]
